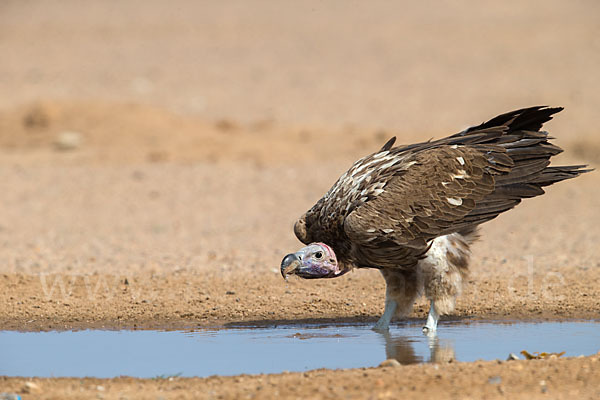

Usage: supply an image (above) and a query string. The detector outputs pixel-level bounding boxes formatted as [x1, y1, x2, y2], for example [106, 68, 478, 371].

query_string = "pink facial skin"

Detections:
[280, 242, 346, 279]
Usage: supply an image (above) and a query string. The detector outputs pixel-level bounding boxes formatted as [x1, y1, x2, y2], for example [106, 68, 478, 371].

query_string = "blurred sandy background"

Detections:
[1, 2, 600, 398]
[2, 0, 599, 131]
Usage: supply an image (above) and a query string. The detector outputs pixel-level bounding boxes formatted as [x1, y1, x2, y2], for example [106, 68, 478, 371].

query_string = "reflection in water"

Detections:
[379, 331, 455, 364]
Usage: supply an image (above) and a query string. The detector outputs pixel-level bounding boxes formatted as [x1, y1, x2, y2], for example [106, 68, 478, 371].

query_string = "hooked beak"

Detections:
[281, 253, 301, 279]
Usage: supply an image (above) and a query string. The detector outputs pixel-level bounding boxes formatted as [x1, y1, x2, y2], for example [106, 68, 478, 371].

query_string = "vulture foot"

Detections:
[422, 301, 439, 334]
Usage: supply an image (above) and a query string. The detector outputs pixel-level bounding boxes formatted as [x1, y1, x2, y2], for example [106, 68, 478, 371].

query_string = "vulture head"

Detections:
[280, 242, 346, 279]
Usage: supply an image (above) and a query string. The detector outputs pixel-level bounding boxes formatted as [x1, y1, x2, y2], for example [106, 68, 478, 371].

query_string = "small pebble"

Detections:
[21, 382, 41, 394]
[54, 131, 83, 151]
[379, 359, 401, 368]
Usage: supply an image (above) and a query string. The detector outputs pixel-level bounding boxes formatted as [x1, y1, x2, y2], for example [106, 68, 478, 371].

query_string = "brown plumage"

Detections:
[281, 106, 590, 332]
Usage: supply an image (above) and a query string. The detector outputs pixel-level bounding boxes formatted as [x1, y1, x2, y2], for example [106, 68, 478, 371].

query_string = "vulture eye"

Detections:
[314, 251, 323, 259]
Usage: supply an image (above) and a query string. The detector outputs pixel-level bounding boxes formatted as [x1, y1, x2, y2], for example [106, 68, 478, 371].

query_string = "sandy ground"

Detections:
[3, 355, 600, 400]
[1, 0, 600, 398]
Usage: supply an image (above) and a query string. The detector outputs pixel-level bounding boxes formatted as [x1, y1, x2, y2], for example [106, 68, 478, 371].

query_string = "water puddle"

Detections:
[0, 321, 598, 378]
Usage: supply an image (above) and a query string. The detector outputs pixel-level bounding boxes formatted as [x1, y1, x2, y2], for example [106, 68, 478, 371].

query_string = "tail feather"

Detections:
[530, 165, 593, 186]
[458, 106, 592, 224]
[495, 159, 551, 185]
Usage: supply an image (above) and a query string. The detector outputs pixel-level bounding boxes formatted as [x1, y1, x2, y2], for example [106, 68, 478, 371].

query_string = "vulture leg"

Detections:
[419, 232, 475, 333]
[373, 299, 397, 331]
[373, 269, 421, 331]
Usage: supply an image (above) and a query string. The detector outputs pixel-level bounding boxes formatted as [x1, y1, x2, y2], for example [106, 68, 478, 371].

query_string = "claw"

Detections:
[422, 325, 437, 336]
[423, 300, 439, 334]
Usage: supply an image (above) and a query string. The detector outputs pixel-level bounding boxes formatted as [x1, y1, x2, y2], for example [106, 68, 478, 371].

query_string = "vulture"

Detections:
[280, 106, 590, 333]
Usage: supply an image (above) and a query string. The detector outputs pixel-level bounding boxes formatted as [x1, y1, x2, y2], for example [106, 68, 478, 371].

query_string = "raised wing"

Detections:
[343, 145, 513, 268]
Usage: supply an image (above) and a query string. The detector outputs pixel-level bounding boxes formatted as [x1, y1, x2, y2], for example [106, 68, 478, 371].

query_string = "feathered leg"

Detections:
[373, 269, 421, 331]
[420, 230, 477, 333]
